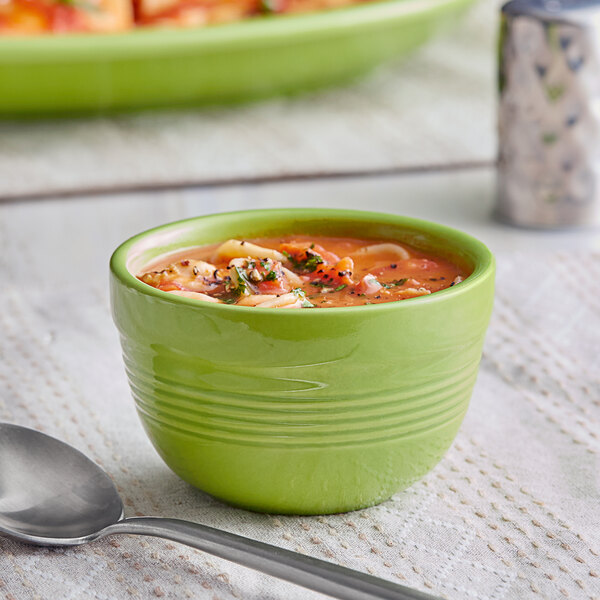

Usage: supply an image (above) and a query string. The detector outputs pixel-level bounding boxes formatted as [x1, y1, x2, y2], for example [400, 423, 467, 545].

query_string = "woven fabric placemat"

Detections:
[0, 236, 598, 599]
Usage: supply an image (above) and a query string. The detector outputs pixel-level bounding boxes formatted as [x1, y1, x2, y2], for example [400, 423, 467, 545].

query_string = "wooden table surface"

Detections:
[0, 0, 497, 201]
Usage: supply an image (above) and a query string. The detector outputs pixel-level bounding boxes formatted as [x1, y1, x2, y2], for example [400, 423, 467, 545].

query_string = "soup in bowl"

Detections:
[110, 209, 495, 514]
[136, 234, 468, 307]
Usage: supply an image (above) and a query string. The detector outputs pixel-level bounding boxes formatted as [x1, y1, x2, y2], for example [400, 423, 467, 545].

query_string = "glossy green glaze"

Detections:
[0, 0, 474, 116]
[110, 209, 495, 514]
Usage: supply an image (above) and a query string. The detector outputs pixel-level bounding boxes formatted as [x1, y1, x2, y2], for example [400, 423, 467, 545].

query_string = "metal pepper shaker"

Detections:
[497, 0, 600, 227]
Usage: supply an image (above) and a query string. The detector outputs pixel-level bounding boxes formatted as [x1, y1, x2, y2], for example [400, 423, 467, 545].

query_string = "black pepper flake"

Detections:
[450, 282, 455, 287]
[375, 295, 381, 299]
[241, 241, 246, 245]
[391, 264, 397, 269]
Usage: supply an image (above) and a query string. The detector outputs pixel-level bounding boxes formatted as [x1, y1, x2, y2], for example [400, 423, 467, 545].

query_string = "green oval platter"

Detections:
[0, 0, 474, 116]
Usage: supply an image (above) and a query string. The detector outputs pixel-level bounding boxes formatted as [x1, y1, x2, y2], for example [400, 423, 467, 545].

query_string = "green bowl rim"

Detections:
[110, 207, 495, 316]
[0, 0, 471, 61]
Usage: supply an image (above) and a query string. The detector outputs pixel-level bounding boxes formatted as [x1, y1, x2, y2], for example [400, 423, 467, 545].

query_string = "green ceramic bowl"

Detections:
[110, 209, 494, 514]
[0, 0, 474, 116]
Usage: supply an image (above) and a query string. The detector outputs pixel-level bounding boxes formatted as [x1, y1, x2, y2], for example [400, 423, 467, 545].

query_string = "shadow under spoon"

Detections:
[0, 422, 439, 600]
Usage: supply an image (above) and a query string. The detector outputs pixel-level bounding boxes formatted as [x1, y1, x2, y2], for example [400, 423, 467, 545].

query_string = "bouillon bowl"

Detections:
[110, 209, 495, 514]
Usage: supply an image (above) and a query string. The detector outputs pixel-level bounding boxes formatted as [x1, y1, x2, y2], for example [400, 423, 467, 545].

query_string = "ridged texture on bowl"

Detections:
[110, 210, 495, 514]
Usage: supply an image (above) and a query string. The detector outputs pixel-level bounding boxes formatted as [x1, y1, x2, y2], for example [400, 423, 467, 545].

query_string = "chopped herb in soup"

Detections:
[138, 236, 468, 308]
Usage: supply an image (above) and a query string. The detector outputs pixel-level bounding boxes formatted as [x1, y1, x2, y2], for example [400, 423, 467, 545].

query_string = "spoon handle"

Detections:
[102, 517, 438, 600]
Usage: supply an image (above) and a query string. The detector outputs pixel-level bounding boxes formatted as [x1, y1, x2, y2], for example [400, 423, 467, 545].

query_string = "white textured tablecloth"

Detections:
[0, 183, 599, 599]
[0, 0, 496, 200]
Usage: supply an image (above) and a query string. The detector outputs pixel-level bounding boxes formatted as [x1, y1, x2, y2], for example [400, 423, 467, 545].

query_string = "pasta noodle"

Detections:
[352, 243, 410, 261]
[214, 239, 286, 263]
[237, 294, 278, 307]
[250, 293, 303, 308]
[281, 267, 303, 287]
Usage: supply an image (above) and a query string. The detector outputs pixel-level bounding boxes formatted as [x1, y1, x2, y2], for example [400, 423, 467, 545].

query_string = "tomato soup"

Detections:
[138, 236, 469, 308]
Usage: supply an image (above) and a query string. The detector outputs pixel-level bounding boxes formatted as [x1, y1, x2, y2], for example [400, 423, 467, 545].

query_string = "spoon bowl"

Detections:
[0, 423, 123, 544]
[0, 422, 438, 600]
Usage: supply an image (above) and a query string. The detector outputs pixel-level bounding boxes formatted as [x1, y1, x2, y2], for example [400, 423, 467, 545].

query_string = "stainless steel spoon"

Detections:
[0, 422, 439, 600]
